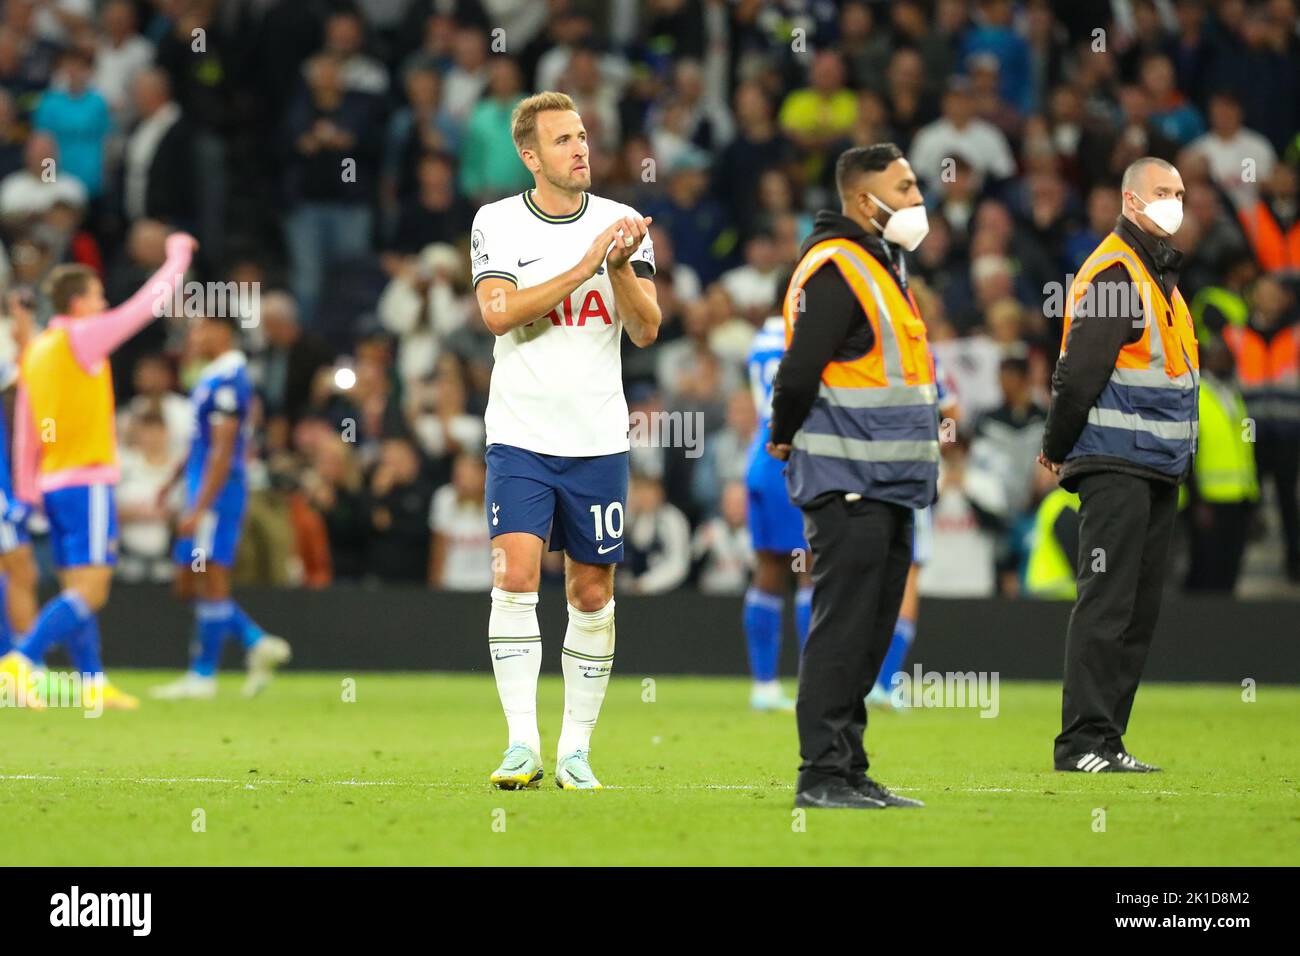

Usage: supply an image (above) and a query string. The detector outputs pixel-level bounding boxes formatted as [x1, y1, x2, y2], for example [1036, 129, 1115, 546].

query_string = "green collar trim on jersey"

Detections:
[522, 189, 588, 223]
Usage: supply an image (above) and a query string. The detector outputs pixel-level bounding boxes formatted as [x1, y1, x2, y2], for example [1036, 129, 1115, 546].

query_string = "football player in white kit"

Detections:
[471, 92, 661, 790]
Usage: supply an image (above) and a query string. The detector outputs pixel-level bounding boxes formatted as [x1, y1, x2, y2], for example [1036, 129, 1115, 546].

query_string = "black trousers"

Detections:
[1054, 472, 1178, 764]
[1254, 434, 1300, 568]
[1185, 501, 1251, 592]
[795, 493, 913, 790]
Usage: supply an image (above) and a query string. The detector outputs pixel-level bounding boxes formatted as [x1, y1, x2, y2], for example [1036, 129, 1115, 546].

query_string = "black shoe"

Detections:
[1055, 751, 1123, 773]
[794, 778, 887, 809]
[849, 774, 925, 808]
[1114, 751, 1161, 772]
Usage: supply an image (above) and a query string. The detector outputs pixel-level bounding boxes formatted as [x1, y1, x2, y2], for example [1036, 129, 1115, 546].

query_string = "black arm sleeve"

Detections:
[768, 266, 868, 445]
[1041, 264, 1139, 462]
[1053, 506, 1081, 574]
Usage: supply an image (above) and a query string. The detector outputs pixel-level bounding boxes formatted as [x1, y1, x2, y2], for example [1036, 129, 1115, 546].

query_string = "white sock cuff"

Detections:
[491, 587, 538, 609]
[567, 597, 615, 631]
[489, 588, 540, 639]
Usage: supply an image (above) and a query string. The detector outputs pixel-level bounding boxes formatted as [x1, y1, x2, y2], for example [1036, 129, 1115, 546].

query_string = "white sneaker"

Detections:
[490, 743, 544, 790]
[866, 685, 897, 710]
[150, 673, 217, 700]
[555, 750, 603, 790]
[243, 635, 291, 698]
[750, 681, 796, 712]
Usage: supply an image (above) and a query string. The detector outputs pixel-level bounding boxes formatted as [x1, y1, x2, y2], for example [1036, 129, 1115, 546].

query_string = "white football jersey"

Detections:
[471, 190, 656, 457]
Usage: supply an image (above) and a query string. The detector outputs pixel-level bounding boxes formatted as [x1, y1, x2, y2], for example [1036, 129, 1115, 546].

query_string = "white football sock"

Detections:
[488, 587, 542, 756]
[557, 598, 616, 761]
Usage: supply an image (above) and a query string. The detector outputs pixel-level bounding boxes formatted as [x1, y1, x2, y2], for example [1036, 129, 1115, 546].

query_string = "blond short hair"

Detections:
[43, 264, 98, 313]
[511, 91, 576, 152]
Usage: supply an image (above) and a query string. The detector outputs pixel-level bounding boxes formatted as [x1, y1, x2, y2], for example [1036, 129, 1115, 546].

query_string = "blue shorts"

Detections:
[172, 479, 247, 567]
[746, 444, 806, 554]
[912, 505, 933, 566]
[44, 484, 118, 568]
[485, 444, 629, 565]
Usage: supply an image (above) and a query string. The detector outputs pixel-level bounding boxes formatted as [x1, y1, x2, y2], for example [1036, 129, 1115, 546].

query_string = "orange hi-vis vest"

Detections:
[21, 325, 117, 475]
[1060, 231, 1200, 477]
[1222, 321, 1300, 425]
[1238, 201, 1300, 272]
[782, 236, 939, 509]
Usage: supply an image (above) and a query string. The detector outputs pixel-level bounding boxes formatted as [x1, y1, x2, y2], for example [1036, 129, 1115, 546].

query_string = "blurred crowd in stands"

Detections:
[0, 0, 1298, 596]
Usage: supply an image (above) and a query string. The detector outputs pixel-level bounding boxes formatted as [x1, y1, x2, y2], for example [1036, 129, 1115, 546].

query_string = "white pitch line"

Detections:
[0, 774, 1208, 796]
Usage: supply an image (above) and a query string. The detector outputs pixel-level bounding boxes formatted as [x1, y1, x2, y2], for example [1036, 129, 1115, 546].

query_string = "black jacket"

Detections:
[1041, 216, 1189, 491]
[769, 210, 911, 446]
[133, 114, 197, 229]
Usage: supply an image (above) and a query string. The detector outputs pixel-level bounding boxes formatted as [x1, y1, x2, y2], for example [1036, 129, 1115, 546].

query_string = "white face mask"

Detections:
[868, 193, 930, 251]
[1133, 193, 1184, 236]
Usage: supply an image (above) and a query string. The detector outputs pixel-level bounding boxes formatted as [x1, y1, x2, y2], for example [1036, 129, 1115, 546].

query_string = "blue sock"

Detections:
[875, 617, 916, 693]
[743, 587, 783, 683]
[68, 616, 104, 677]
[794, 586, 813, 655]
[229, 602, 264, 650]
[194, 600, 235, 677]
[18, 591, 92, 662]
[0, 576, 11, 655]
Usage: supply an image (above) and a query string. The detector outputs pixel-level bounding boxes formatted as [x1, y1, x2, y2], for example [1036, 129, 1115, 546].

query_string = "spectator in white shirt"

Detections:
[93, 0, 153, 123]
[624, 472, 692, 594]
[1186, 91, 1277, 211]
[0, 132, 87, 228]
[32, 0, 91, 45]
[116, 353, 194, 461]
[428, 453, 493, 591]
[909, 78, 1017, 188]
[116, 410, 180, 583]
[534, 10, 630, 95]
[377, 243, 470, 390]
[321, 9, 389, 97]
[720, 234, 783, 324]
[919, 439, 999, 598]
[408, 359, 484, 466]
[692, 481, 754, 595]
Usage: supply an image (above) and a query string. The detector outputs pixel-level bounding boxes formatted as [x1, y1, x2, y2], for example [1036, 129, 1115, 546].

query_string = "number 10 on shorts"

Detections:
[590, 502, 624, 541]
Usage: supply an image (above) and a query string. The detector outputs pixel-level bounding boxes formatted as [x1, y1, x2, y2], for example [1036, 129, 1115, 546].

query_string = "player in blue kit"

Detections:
[151, 314, 290, 700]
[743, 312, 814, 712]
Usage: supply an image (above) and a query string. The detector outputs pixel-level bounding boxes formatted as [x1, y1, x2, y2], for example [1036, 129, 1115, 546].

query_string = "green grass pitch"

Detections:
[2, 673, 1297, 866]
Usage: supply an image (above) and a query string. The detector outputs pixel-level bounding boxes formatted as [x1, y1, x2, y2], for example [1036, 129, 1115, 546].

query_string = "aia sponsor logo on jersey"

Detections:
[533, 290, 613, 327]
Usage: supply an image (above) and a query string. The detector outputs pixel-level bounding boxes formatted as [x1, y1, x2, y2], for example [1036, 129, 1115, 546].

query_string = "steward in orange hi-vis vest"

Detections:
[1043, 157, 1193, 775]
[1042, 217, 1200, 489]
[776, 235, 939, 510]
[1221, 291, 1300, 430]
[774, 234, 941, 509]
[768, 144, 937, 809]
[1057, 230, 1200, 477]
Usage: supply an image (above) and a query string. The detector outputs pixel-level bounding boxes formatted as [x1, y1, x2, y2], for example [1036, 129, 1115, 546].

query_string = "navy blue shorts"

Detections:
[485, 444, 629, 565]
